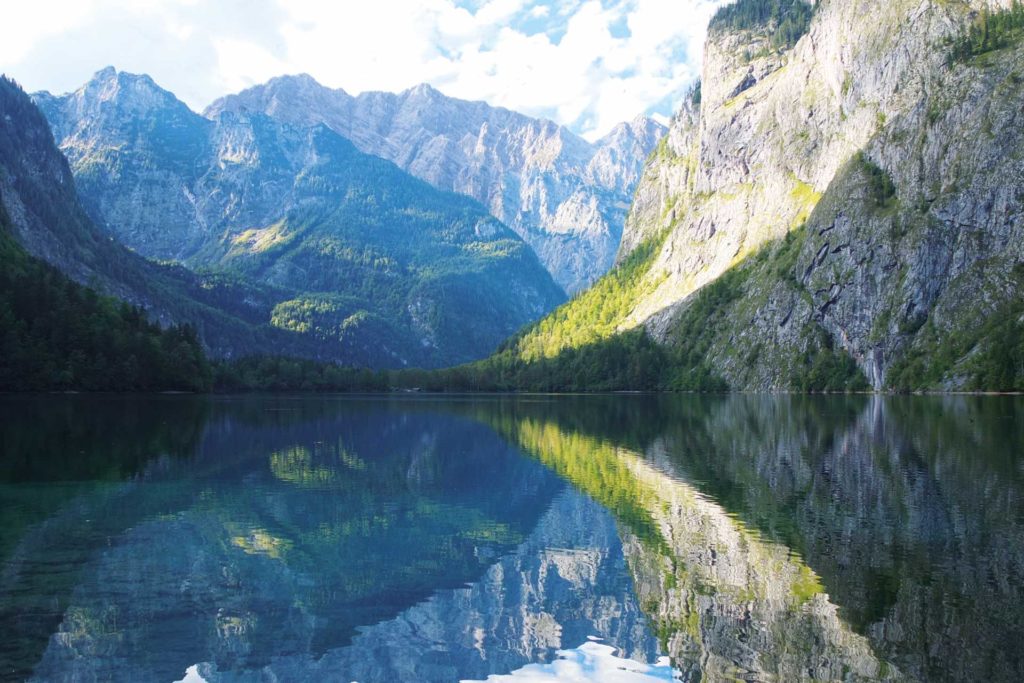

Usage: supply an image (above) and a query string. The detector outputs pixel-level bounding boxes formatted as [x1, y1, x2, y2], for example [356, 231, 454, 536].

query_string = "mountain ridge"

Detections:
[27, 69, 566, 369]
[204, 72, 666, 292]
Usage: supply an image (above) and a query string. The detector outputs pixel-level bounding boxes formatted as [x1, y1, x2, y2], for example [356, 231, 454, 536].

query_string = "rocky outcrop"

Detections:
[205, 76, 666, 292]
[608, 0, 1024, 390]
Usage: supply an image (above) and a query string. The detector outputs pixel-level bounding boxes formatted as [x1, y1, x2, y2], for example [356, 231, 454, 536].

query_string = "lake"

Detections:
[1, 394, 1022, 682]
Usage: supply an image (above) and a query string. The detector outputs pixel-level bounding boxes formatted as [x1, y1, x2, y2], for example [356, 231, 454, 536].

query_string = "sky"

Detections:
[0, 0, 728, 140]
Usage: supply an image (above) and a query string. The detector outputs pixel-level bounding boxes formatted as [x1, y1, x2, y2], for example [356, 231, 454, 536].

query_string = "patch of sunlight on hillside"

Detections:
[789, 175, 823, 228]
[230, 527, 292, 559]
[228, 220, 293, 256]
[506, 232, 667, 363]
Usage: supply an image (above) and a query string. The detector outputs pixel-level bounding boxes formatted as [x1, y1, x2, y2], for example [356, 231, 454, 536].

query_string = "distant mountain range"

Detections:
[2, 71, 567, 369]
[205, 74, 666, 293]
[36, 69, 662, 296]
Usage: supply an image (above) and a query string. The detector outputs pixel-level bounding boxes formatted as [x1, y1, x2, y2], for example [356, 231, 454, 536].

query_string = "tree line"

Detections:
[0, 222, 211, 392]
[709, 0, 814, 52]
[948, 0, 1024, 64]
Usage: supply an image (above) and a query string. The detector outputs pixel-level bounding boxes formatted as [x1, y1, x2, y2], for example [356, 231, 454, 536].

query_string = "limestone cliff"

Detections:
[611, 0, 1024, 390]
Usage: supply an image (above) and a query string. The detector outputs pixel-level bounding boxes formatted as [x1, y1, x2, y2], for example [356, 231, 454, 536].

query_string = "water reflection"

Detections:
[466, 395, 1024, 682]
[2, 394, 1023, 682]
[0, 396, 662, 682]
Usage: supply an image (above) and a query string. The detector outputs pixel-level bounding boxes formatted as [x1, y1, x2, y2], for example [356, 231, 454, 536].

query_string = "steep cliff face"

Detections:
[205, 76, 665, 292]
[2, 72, 141, 296]
[35, 69, 566, 368]
[617, 0, 1024, 390]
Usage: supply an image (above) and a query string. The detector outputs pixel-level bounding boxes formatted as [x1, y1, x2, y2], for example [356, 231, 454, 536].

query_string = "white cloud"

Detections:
[0, 0, 730, 139]
[213, 38, 290, 95]
[0, 1, 97, 66]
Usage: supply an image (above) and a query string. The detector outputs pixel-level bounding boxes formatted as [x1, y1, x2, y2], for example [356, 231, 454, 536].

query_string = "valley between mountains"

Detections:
[2, 0, 1024, 392]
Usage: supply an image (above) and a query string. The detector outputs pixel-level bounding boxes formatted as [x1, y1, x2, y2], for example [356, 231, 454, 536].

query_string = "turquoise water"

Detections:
[1, 394, 1022, 681]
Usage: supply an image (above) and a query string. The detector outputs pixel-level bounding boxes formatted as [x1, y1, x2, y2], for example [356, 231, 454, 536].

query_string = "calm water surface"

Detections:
[0, 394, 1022, 682]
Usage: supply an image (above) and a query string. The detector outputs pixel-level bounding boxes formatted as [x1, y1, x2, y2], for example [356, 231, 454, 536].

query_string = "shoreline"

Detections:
[1, 389, 1022, 398]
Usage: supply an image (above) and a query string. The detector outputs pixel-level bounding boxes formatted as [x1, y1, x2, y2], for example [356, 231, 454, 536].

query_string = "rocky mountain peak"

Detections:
[273, 72, 323, 89]
[204, 73, 348, 125]
[596, 115, 666, 150]
[587, 116, 667, 192]
[402, 82, 442, 99]
[75, 66, 183, 116]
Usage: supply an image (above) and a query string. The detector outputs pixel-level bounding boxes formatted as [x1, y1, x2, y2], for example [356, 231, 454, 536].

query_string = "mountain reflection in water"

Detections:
[1, 394, 1022, 682]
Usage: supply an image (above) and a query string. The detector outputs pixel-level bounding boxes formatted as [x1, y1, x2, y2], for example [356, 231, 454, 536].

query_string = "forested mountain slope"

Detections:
[0, 75, 329, 366]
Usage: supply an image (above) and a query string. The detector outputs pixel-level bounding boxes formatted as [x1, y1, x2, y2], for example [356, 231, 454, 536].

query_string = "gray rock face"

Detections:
[1, 79, 115, 289]
[205, 76, 666, 292]
[33, 68, 216, 261]
[613, 0, 1024, 389]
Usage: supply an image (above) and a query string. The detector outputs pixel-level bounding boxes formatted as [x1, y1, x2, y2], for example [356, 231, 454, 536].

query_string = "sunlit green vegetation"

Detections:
[486, 414, 668, 552]
[500, 233, 667, 363]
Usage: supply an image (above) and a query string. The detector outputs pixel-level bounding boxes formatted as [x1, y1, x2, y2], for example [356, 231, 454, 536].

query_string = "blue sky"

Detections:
[0, 0, 728, 140]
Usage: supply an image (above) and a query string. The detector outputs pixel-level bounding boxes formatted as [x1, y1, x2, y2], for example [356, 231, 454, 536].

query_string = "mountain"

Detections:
[33, 68, 565, 369]
[0, 74, 337, 379]
[478, 0, 1024, 392]
[204, 75, 666, 292]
